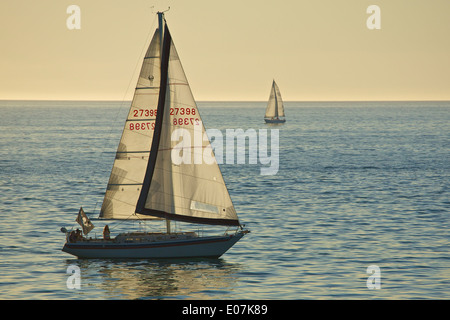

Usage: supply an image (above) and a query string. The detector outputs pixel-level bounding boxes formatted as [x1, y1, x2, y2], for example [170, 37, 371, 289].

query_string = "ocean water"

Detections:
[0, 100, 448, 300]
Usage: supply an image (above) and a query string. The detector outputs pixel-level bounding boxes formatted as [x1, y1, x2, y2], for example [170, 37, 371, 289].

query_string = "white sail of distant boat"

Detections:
[264, 80, 286, 123]
[61, 12, 248, 259]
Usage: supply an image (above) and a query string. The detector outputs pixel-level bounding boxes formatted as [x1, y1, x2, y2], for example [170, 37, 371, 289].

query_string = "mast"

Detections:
[273, 81, 279, 119]
[157, 12, 171, 234]
[158, 12, 164, 56]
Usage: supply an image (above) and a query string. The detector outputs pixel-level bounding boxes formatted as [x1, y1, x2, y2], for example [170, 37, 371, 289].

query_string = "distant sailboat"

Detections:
[264, 80, 286, 123]
[61, 12, 248, 259]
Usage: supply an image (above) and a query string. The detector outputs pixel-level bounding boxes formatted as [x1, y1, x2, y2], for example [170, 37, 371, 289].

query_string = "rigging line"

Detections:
[107, 212, 144, 233]
[78, 13, 159, 217]
[105, 211, 165, 233]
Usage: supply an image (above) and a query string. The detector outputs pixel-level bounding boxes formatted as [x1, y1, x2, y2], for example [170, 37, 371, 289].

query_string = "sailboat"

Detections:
[61, 12, 248, 259]
[264, 80, 286, 123]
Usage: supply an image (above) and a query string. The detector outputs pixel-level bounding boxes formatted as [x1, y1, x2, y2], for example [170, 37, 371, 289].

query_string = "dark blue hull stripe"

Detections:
[64, 236, 233, 250]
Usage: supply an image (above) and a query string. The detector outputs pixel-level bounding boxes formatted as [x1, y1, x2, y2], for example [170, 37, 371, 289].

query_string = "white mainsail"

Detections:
[99, 30, 162, 220]
[136, 23, 240, 226]
[264, 80, 285, 119]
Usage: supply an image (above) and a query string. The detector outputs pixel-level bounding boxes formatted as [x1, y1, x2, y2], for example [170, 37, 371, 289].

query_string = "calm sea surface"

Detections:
[0, 100, 448, 300]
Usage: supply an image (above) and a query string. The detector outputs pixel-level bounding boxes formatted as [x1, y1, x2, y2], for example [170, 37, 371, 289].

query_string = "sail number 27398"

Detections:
[132, 109, 157, 117]
[170, 107, 200, 126]
[129, 107, 200, 130]
[132, 107, 195, 117]
[170, 107, 196, 116]
[129, 109, 157, 130]
[129, 122, 155, 131]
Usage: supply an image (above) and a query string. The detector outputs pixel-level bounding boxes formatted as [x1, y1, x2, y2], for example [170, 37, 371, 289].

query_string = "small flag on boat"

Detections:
[76, 207, 95, 235]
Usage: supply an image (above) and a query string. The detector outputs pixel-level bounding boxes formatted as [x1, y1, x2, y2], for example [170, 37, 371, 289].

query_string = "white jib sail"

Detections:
[99, 30, 162, 220]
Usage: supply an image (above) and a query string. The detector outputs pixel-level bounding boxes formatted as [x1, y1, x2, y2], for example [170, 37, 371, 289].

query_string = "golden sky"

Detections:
[0, 0, 449, 101]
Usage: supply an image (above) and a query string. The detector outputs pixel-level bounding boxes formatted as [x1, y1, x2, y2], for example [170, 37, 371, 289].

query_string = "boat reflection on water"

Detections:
[64, 258, 243, 299]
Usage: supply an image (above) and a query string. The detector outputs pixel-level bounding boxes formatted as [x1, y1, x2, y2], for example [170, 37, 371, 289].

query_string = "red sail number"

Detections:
[132, 109, 157, 117]
[170, 107, 196, 116]
[172, 118, 200, 126]
[129, 122, 155, 130]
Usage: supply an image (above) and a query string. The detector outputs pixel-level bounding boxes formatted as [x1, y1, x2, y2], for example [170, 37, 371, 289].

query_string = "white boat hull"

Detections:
[62, 232, 246, 259]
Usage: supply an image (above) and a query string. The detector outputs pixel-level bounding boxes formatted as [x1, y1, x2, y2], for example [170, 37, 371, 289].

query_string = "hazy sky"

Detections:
[0, 0, 449, 101]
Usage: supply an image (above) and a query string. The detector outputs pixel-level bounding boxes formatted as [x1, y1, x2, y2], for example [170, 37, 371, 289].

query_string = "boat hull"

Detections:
[62, 232, 246, 259]
[264, 118, 286, 124]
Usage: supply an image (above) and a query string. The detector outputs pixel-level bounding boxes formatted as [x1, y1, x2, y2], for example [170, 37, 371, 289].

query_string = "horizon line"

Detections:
[1, 99, 450, 103]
